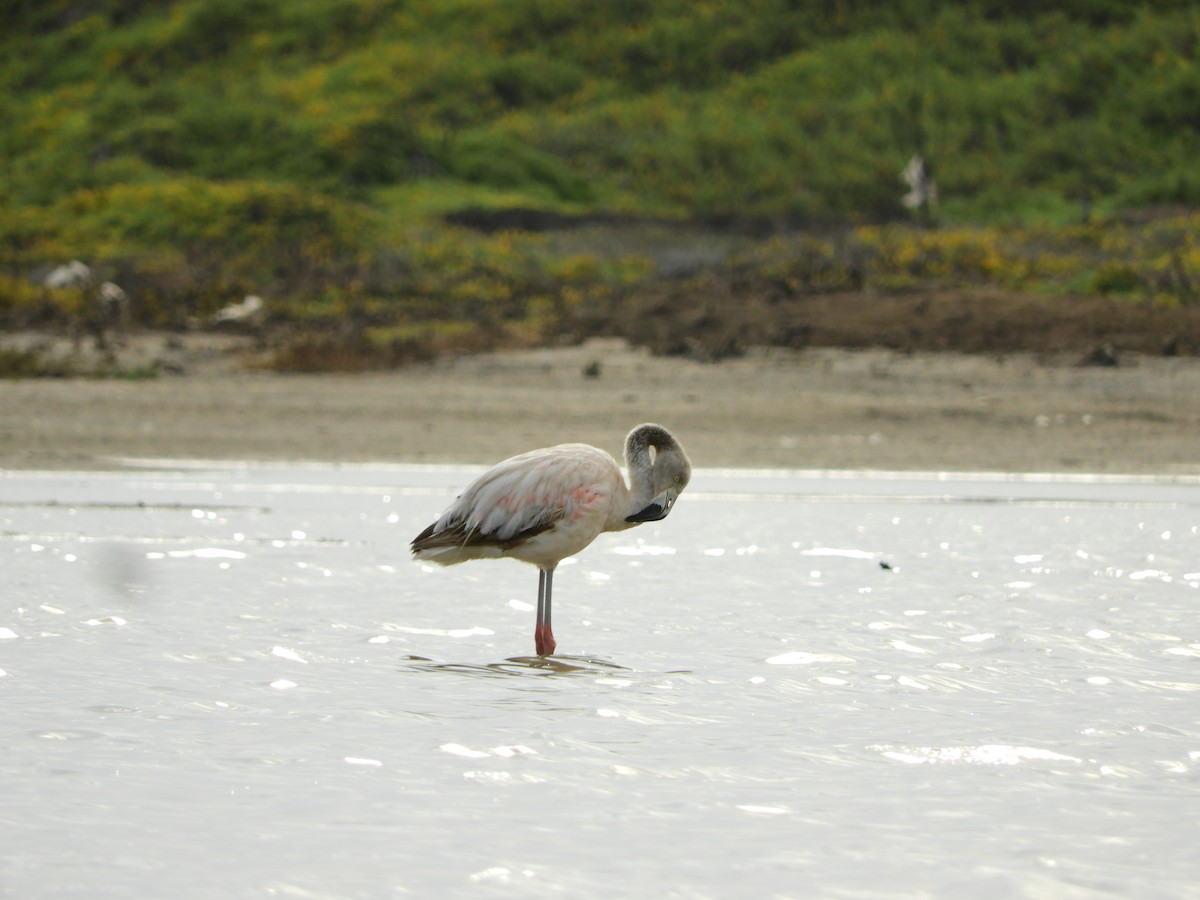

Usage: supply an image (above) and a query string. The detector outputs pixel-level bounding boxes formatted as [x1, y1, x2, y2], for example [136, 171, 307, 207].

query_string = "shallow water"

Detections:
[3, 462, 1199, 898]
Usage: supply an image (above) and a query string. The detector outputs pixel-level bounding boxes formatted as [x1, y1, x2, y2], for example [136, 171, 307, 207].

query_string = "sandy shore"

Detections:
[2, 333, 1199, 474]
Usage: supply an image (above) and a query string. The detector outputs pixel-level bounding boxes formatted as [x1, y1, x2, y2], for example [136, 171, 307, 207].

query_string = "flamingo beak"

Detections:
[626, 488, 678, 523]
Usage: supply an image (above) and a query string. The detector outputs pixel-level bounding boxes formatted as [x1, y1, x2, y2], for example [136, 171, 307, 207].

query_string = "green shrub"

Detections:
[446, 133, 594, 203]
[486, 55, 585, 108]
[1090, 260, 1144, 295]
[325, 114, 434, 186]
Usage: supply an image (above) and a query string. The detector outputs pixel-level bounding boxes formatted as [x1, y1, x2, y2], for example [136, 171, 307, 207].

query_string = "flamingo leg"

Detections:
[534, 567, 557, 656]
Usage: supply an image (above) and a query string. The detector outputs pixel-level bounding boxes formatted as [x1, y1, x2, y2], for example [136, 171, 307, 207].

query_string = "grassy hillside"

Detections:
[2, 0, 1198, 364]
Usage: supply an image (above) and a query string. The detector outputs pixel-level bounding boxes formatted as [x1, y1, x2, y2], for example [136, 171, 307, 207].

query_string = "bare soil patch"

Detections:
[2, 329, 1199, 475]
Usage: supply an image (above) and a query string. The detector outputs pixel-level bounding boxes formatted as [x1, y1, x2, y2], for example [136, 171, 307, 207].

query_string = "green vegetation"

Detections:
[2, 0, 1199, 365]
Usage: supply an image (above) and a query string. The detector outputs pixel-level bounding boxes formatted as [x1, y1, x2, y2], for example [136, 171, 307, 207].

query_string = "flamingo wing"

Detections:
[412, 445, 619, 561]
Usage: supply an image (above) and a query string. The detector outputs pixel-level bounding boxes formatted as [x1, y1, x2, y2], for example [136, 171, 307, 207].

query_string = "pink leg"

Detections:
[534, 623, 557, 656]
[535, 568, 557, 655]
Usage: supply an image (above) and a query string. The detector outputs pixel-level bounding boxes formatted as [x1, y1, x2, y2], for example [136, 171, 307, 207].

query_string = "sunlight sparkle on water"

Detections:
[2, 464, 1199, 898]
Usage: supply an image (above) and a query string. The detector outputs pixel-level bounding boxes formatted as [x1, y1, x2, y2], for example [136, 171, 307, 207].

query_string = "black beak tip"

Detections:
[626, 502, 664, 523]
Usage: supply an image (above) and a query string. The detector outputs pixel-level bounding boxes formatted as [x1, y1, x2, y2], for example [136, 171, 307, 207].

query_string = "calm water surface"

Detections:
[2, 462, 1199, 898]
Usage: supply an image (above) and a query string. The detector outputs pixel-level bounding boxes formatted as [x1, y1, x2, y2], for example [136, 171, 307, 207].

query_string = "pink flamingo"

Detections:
[411, 424, 691, 656]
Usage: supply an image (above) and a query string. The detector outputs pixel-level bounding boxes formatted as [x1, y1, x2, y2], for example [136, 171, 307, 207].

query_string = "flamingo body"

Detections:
[411, 424, 691, 655]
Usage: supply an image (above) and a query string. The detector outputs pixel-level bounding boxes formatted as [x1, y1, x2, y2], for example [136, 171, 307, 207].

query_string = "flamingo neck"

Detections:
[624, 430, 659, 508]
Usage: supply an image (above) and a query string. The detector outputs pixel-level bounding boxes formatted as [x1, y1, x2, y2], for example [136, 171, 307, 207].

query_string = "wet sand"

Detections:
[3, 335, 1198, 474]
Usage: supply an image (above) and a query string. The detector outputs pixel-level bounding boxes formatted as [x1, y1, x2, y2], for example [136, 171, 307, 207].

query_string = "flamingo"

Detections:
[411, 423, 692, 656]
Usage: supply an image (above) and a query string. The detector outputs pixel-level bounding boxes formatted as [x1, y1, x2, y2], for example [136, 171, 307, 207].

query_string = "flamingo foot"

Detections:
[534, 624, 557, 656]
